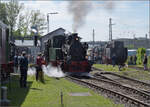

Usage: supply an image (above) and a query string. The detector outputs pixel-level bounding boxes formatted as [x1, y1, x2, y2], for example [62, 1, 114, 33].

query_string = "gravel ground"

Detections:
[67, 77, 147, 107]
[97, 73, 150, 92]
[81, 78, 150, 104]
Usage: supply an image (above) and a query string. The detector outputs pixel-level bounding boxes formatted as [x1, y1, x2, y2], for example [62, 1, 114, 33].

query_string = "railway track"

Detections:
[67, 76, 150, 107]
[92, 67, 150, 93]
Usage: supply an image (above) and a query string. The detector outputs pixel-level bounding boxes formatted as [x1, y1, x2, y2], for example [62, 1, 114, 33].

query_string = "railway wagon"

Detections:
[0, 21, 14, 80]
[44, 33, 91, 75]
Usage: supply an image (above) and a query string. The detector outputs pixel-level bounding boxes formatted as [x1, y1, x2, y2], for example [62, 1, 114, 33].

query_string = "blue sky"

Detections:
[11, 0, 150, 41]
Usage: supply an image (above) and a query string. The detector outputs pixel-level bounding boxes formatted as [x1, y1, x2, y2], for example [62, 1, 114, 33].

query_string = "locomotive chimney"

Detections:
[72, 33, 78, 36]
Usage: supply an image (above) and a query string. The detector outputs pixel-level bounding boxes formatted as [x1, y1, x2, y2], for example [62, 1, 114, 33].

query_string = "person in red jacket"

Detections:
[36, 53, 44, 82]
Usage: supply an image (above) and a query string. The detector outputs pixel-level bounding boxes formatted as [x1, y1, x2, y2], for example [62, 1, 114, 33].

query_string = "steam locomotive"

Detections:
[94, 41, 128, 68]
[44, 33, 91, 76]
[102, 41, 127, 66]
[0, 21, 15, 81]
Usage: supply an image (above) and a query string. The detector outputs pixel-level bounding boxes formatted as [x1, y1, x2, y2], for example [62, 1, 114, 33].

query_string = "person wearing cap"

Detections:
[19, 51, 28, 88]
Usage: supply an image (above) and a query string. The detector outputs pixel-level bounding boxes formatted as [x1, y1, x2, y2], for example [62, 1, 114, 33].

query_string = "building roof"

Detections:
[15, 40, 40, 47]
[15, 40, 33, 46]
[41, 27, 65, 39]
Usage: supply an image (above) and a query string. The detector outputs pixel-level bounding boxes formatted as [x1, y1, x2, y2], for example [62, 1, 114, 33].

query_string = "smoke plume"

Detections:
[68, 1, 115, 32]
[68, 0, 93, 32]
[104, 1, 115, 12]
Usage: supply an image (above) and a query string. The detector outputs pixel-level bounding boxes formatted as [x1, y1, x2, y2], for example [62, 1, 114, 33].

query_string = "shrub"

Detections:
[136, 48, 146, 65]
[148, 56, 150, 68]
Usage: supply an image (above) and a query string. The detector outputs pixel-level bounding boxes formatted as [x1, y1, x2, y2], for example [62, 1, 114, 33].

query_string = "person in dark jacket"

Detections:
[19, 51, 28, 88]
[112, 54, 116, 67]
[130, 56, 133, 65]
[143, 54, 148, 70]
[134, 55, 137, 65]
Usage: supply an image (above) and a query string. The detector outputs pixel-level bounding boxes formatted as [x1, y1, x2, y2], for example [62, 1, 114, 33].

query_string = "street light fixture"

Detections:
[47, 12, 59, 33]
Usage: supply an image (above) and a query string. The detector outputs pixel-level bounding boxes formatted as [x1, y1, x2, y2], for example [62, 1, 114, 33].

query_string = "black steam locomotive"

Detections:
[44, 33, 91, 75]
[101, 41, 128, 67]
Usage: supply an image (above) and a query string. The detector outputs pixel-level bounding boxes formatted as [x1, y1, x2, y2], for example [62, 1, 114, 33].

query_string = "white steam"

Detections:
[42, 64, 65, 78]
[27, 64, 65, 78]
[28, 67, 36, 75]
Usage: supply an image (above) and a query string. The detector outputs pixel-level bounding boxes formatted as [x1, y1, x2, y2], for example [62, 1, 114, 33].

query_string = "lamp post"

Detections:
[47, 12, 58, 33]
[109, 18, 115, 41]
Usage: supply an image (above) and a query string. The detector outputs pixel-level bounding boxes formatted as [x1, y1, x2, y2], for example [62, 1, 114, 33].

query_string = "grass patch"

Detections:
[119, 70, 150, 81]
[93, 64, 136, 72]
[2, 75, 123, 107]
[93, 64, 150, 82]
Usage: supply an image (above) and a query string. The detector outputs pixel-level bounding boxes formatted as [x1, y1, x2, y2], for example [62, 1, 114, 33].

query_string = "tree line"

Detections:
[0, 0, 47, 37]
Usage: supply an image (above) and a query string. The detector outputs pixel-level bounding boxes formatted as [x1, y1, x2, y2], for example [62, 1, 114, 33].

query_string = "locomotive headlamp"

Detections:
[75, 37, 78, 40]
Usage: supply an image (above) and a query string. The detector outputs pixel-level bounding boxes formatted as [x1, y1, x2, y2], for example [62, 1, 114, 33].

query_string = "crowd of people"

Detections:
[13, 50, 149, 88]
[87, 51, 149, 71]
[13, 51, 45, 88]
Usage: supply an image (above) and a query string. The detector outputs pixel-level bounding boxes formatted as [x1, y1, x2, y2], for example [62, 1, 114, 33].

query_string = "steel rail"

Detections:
[67, 76, 150, 107]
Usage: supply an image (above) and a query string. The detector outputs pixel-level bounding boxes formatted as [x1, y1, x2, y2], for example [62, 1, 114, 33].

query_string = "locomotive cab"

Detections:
[45, 35, 66, 66]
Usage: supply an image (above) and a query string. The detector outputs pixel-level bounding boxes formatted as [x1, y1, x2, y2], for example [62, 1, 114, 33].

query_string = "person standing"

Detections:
[36, 53, 44, 82]
[19, 51, 28, 88]
[14, 53, 18, 73]
[130, 56, 133, 65]
[112, 54, 116, 67]
[99, 55, 102, 64]
[134, 55, 137, 65]
[143, 54, 148, 70]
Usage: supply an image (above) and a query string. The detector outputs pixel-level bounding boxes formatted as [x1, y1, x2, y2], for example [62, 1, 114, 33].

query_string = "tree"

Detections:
[13, 13, 25, 37]
[0, 2, 8, 25]
[14, 10, 47, 37]
[5, 0, 23, 39]
[136, 48, 146, 65]
[1, 1, 47, 37]
[148, 56, 150, 68]
[30, 10, 47, 36]
[22, 10, 32, 37]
